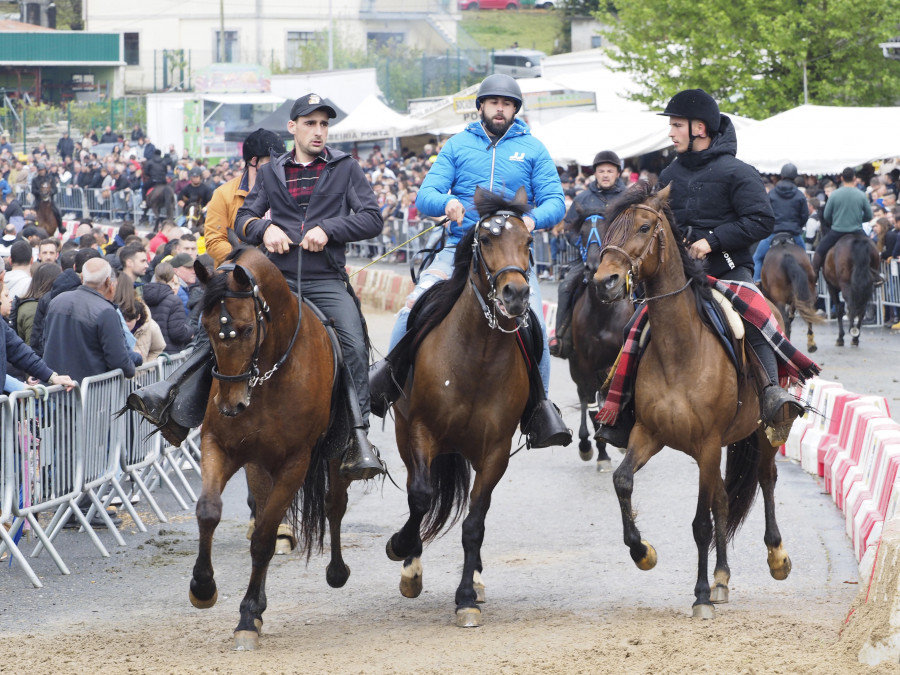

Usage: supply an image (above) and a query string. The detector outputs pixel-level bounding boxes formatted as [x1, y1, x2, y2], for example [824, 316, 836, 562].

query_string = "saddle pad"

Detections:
[711, 289, 744, 339]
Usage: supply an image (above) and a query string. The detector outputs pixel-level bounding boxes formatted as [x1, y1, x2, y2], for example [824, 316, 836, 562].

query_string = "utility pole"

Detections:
[328, 0, 334, 71]
[219, 0, 226, 62]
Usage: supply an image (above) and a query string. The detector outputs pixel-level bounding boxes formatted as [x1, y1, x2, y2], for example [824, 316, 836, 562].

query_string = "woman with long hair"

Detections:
[12, 262, 61, 344]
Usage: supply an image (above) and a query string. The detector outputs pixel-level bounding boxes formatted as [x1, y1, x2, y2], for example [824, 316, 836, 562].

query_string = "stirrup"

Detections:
[339, 427, 386, 481]
[524, 400, 572, 448]
[761, 386, 804, 445]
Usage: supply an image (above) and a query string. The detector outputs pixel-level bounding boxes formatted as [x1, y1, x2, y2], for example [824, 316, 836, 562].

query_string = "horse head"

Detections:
[38, 178, 53, 201]
[593, 182, 671, 302]
[199, 248, 293, 417]
[577, 211, 610, 280]
[471, 185, 534, 322]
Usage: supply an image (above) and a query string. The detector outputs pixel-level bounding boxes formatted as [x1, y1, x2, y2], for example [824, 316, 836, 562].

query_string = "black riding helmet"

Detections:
[780, 163, 798, 180]
[659, 89, 721, 152]
[592, 150, 623, 171]
[242, 128, 286, 164]
[475, 74, 523, 113]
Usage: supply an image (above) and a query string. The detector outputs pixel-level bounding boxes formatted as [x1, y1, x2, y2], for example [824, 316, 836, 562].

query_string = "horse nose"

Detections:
[585, 259, 599, 277]
[501, 282, 529, 313]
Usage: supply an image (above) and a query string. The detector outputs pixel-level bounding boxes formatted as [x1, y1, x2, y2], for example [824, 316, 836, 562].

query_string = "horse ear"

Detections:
[512, 186, 528, 206]
[473, 186, 489, 214]
[656, 183, 671, 203]
[232, 265, 251, 289]
[195, 260, 211, 285]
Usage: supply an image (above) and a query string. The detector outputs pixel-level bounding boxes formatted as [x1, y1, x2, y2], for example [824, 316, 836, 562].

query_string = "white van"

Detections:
[490, 49, 545, 78]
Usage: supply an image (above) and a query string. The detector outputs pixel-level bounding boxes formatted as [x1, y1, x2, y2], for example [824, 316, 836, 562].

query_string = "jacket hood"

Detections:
[677, 115, 738, 169]
[464, 117, 530, 146]
[774, 179, 798, 198]
[50, 268, 81, 297]
[142, 281, 174, 306]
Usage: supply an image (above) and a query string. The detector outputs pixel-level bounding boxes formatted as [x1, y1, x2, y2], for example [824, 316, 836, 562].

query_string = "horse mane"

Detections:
[606, 181, 713, 310]
[201, 246, 247, 315]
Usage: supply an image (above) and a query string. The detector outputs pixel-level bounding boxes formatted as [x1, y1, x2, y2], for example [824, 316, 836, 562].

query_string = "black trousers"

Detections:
[555, 261, 584, 333]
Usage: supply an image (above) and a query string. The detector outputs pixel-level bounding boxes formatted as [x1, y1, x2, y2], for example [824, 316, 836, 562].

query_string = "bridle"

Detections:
[600, 202, 694, 303]
[211, 262, 301, 388]
[469, 210, 532, 333]
[579, 214, 604, 264]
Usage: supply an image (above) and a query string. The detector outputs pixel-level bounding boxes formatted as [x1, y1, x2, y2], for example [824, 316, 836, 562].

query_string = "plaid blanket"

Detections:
[595, 276, 821, 425]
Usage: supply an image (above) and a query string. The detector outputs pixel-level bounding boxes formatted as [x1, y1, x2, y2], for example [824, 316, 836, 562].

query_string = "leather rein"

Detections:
[468, 210, 532, 334]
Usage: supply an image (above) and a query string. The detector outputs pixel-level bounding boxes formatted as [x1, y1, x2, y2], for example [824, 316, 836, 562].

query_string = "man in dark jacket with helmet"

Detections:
[177, 167, 214, 211]
[597, 88, 804, 447]
[550, 150, 626, 358]
[752, 163, 808, 282]
[142, 149, 169, 203]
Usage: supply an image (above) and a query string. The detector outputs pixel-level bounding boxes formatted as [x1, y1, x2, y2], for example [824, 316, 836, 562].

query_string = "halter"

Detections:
[600, 203, 667, 298]
[211, 262, 300, 388]
[579, 214, 604, 263]
[468, 210, 532, 333]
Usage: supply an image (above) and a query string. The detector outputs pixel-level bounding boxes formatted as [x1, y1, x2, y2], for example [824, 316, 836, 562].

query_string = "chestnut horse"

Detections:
[567, 213, 633, 470]
[34, 177, 61, 236]
[760, 235, 822, 352]
[593, 182, 794, 619]
[189, 247, 351, 650]
[823, 233, 880, 347]
[385, 187, 533, 628]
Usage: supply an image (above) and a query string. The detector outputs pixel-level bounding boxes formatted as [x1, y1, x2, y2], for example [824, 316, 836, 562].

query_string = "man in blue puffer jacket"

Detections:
[371, 74, 571, 448]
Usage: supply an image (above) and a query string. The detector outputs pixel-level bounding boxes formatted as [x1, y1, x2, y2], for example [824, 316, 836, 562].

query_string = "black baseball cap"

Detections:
[290, 93, 337, 120]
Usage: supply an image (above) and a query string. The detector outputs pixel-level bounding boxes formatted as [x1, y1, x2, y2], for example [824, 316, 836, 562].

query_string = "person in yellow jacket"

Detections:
[204, 129, 286, 266]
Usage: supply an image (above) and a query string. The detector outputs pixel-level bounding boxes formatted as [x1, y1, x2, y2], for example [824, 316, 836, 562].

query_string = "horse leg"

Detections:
[831, 288, 845, 347]
[709, 463, 730, 606]
[386, 446, 432, 600]
[577, 396, 593, 462]
[612, 429, 663, 572]
[777, 302, 791, 340]
[691, 448, 724, 619]
[234, 462, 308, 651]
[806, 320, 817, 353]
[190, 438, 238, 611]
[589, 392, 612, 472]
[455, 458, 507, 627]
[325, 460, 351, 588]
[757, 431, 791, 580]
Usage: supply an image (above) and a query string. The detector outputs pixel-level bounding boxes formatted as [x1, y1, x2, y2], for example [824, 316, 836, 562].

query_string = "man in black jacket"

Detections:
[127, 94, 385, 481]
[177, 167, 213, 210]
[551, 150, 626, 358]
[752, 162, 808, 282]
[141, 149, 169, 204]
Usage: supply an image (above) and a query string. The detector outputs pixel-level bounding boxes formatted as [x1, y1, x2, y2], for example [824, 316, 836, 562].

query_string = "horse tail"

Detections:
[848, 238, 874, 315]
[420, 453, 471, 544]
[780, 253, 823, 325]
[287, 445, 329, 561]
[724, 434, 761, 542]
[166, 187, 176, 220]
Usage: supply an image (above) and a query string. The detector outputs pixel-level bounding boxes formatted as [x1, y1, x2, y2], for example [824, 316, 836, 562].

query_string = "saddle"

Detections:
[771, 232, 796, 247]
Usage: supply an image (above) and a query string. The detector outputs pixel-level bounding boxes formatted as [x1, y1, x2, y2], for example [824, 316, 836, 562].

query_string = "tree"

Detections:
[53, 0, 84, 31]
[600, 0, 900, 119]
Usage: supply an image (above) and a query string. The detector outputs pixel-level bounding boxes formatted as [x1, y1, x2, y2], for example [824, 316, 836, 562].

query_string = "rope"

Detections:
[349, 223, 440, 278]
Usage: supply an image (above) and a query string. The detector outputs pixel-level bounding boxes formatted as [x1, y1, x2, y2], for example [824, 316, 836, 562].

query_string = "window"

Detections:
[286, 31, 319, 69]
[215, 30, 239, 63]
[71, 74, 95, 91]
[124, 33, 140, 66]
[366, 32, 404, 50]
[590, 35, 603, 48]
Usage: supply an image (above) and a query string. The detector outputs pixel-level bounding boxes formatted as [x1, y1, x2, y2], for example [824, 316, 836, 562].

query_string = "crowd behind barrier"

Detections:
[0, 351, 198, 589]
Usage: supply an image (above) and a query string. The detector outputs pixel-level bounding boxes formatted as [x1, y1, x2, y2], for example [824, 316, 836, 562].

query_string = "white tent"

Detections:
[328, 95, 430, 143]
[533, 110, 757, 166]
[735, 105, 900, 174]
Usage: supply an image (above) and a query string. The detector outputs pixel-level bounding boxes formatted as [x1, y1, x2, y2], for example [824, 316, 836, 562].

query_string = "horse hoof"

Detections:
[189, 587, 217, 609]
[400, 558, 423, 598]
[386, 537, 406, 562]
[692, 603, 716, 620]
[246, 518, 254, 540]
[770, 556, 792, 581]
[233, 630, 259, 651]
[635, 540, 657, 570]
[710, 583, 729, 604]
[326, 563, 351, 588]
[456, 607, 482, 628]
[835, 339, 844, 347]
[596, 459, 612, 473]
[808, 344, 817, 353]
[852, 339, 859, 347]
[275, 537, 292, 555]
[579, 448, 593, 462]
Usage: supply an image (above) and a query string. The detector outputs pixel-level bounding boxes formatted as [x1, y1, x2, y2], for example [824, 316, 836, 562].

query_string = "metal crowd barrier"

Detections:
[6, 386, 82, 587]
[811, 255, 897, 328]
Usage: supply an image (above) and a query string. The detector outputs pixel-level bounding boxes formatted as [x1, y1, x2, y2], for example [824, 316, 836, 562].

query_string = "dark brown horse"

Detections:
[34, 177, 61, 236]
[823, 233, 879, 347]
[568, 213, 633, 470]
[189, 247, 351, 650]
[145, 184, 175, 229]
[593, 182, 793, 619]
[759, 235, 822, 352]
[385, 186, 533, 627]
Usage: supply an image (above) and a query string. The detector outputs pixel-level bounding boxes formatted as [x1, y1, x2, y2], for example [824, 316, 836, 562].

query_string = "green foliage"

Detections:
[601, 0, 900, 118]
[53, 0, 84, 30]
[462, 9, 564, 54]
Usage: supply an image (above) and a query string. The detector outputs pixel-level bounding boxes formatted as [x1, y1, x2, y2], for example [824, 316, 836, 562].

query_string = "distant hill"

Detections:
[461, 8, 564, 55]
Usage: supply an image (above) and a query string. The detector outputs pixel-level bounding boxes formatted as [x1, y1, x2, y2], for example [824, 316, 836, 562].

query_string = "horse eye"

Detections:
[240, 325, 254, 338]
[639, 224, 651, 233]
[479, 235, 491, 246]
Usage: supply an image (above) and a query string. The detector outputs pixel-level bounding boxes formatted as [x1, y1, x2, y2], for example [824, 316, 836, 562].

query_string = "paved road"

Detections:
[0, 291, 895, 672]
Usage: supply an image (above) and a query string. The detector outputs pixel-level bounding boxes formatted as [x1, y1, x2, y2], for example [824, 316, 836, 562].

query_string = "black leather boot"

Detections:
[340, 363, 385, 481]
[594, 402, 634, 449]
[368, 358, 401, 419]
[126, 345, 215, 445]
[523, 399, 572, 448]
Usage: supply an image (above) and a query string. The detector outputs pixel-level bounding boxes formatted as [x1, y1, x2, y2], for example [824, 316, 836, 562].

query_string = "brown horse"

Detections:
[189, 247, 351, 650]
[34, 177, 60, 236]
[184, 199, 206, 233]
[759, 235, 822, 352]
[593, 182, 794, 619]
[823, 233, 880, 347]
[385, 186, 533, 628]
[145, 184, 175, 229]
[568, 213, 633, 470]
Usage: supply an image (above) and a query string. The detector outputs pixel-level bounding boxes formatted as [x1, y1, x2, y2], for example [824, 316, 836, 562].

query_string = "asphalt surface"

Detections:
[1, 263, 897, 644]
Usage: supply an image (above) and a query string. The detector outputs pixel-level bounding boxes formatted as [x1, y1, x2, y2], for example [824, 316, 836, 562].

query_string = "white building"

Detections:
[82, 0, 460, 93]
